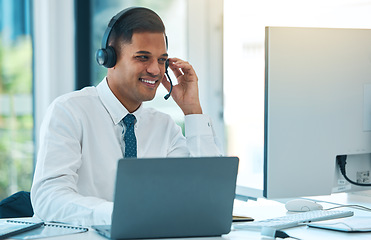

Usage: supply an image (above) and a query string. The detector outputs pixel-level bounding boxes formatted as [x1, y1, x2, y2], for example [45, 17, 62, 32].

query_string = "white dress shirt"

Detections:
[31, 78, 222, 226]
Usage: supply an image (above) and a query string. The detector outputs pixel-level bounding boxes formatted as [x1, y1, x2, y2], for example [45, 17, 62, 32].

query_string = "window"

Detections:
[0, 0, 33, 199]
[224, 0, 371, 190]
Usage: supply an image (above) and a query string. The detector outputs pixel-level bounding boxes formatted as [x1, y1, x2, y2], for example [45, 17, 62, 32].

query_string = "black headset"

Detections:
[96, 7, 173, 100]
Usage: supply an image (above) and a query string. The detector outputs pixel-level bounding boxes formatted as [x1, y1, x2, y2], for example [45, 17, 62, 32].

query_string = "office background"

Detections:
[1, 0, 371, 200]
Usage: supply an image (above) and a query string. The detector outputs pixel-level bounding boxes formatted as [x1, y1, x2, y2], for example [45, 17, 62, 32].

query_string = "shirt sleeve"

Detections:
[184, 114, 224, 157]
[31, 100, 112, 226]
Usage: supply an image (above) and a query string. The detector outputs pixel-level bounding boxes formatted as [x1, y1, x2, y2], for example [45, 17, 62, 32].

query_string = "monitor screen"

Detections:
[236, 26, 371, 199]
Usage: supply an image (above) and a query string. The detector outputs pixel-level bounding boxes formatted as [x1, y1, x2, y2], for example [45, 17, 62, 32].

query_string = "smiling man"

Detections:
[107, 32, 169, 112]
[31, 7, 222, 226]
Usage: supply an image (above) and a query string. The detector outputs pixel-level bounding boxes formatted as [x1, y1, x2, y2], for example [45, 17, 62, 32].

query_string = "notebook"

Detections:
[0, 220, 43, 240]
[92, 156, 239, 239]
[3, 220, 88, 239]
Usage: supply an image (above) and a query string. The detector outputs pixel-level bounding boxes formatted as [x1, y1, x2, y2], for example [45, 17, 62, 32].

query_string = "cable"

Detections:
[302, 197, 371, 213]
[336, 155, 371, 187]
[325, 204, 371, 212]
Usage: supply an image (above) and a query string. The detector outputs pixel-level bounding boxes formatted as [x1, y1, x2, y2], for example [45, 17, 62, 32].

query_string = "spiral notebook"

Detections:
[5, 220, 88, 239]
[0, 221, 43, 240]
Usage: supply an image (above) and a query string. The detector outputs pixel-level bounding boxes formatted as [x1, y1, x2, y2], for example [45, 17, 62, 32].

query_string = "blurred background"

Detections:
[1, 0, 371, 199]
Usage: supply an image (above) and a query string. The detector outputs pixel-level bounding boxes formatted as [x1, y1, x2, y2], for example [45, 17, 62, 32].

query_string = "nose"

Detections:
[146, 59, 161, 76]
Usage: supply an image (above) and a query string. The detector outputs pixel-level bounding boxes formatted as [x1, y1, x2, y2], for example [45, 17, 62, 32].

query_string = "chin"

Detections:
[142, 94, 156, 102]
[138, 88, 158, 102]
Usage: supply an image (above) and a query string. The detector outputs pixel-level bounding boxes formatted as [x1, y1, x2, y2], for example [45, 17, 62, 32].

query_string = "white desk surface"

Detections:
[3, 191, 371, 240]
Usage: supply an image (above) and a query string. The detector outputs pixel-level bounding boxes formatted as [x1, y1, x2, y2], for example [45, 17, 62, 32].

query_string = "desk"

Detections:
[3, 192, 371, 240]
[232, 193, 371, 240]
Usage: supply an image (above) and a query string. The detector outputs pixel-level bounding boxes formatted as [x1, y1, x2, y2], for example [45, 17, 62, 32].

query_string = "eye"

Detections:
[135, 55, 149, 62]
[158, 58, 167, 64]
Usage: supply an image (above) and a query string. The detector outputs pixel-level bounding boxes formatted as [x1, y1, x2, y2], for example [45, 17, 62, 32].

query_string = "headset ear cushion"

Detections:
[96, 48, 107, 66]
[103, 46, 117, 68]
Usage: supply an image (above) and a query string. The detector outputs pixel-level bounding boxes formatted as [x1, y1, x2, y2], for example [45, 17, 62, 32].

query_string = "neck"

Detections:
[105, 75, 141, 113]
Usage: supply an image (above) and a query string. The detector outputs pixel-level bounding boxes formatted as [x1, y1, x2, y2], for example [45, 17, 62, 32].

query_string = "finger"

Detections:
[170, 59, 194, 75]
[168, 59, 183, 78]
[170, 66, 183, 79]
[170, 58, 190, 70]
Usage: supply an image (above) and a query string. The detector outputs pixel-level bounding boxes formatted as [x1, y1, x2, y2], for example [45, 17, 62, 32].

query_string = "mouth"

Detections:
[140, 78, 159, 87]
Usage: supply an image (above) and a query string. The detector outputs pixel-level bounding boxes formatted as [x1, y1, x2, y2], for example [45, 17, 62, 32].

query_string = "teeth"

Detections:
[141, 79, 156, 84]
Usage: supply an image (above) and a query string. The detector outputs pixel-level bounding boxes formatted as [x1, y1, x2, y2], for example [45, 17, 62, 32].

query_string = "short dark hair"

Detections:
[108, 7, 166, 55]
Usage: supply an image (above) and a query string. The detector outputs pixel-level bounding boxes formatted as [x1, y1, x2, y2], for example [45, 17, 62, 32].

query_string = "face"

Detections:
[107, 32, 168, 112]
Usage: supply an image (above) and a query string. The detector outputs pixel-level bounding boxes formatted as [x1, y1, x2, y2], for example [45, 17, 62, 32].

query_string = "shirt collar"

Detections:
[96, 77, 144, 125]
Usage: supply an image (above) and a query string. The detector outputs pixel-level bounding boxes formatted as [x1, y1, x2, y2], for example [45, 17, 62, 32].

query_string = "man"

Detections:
[31, 7, 222, 226]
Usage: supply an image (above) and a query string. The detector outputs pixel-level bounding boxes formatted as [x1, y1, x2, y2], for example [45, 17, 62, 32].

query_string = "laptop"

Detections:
[92, 156, 239, 239]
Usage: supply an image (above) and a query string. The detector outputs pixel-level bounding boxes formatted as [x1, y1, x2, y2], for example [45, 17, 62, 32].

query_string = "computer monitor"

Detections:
[236, 26, 371, 200]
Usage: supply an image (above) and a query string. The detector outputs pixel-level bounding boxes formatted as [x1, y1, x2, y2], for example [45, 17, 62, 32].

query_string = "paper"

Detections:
[308, 216, 371, 232]
[0, 221, 43, 239]
[6, 221, 88, 239]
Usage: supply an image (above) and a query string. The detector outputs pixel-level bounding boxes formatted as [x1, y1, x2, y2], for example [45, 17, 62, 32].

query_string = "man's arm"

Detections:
[31, 100, 112, 226]
[162, 58, 223, 156]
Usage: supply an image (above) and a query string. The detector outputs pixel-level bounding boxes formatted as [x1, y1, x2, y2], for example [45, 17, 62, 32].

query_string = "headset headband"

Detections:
[96, 7, 173, 100]
[100, 7, 141, 49]
[96, 7, 168, 68]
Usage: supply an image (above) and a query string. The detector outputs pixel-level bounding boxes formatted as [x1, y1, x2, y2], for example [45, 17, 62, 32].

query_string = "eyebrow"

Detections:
[135, 51, 168, 57]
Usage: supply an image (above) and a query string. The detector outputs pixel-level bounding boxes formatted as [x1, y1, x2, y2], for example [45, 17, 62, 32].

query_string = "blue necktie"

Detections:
[123, 114, 137, 158]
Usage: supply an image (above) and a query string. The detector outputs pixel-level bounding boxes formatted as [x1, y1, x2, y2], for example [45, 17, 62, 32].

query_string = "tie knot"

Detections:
[123, 114, 136, 127]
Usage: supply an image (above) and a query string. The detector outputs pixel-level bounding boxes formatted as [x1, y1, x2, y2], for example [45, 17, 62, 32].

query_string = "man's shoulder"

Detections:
[53, 86, 98, 105]
[47, 87, 101, 116]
